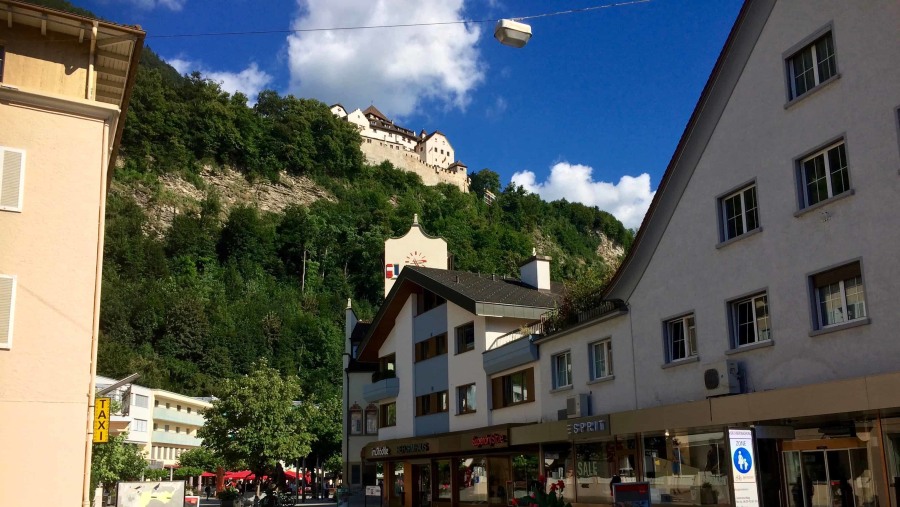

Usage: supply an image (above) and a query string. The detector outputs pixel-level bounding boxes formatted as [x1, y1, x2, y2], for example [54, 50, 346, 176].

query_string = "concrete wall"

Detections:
[384, 220, 448, 296]
[616, 0, 900, 409]
[0, 95, 110, 505]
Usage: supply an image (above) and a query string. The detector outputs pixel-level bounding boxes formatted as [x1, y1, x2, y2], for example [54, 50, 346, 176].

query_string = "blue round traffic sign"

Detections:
[733, 448, 752, 474]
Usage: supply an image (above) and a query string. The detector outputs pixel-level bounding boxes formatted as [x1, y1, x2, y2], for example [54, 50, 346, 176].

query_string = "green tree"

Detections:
[198, 359, 312, 496]
[90, 433, 148, 493]
[177, 447, 224, 474]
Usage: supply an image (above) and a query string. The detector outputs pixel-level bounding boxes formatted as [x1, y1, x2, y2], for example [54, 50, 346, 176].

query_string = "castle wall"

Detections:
[362, 140, 468, 192]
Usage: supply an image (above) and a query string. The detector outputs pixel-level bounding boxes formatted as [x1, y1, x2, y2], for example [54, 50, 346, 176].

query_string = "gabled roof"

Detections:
[362, 105, 390, 122]
[604, 0, 773, 301]
[357, 266, 563, 362]
[423, 130, 449, 142]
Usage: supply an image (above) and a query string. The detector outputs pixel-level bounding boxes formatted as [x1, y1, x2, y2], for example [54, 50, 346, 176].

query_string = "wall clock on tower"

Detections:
[405, 251, 428, 267]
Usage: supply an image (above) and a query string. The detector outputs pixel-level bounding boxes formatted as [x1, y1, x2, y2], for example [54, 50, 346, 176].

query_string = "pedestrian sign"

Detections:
[93, 397, 111, 443]
[728, 428, 760, 507]
[733, 447, 752, 474]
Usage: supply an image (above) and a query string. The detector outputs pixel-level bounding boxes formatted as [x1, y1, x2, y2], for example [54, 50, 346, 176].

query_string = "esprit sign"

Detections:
[93, 397, 111, 443]
[567, 418, 607, 435]
[471, 433, 507, 448]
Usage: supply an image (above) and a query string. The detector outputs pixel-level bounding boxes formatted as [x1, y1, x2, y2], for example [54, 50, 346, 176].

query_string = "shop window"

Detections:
[575, 442, 613, 502]
[642, 431, 729, 506]
[379, 402, 396, 428]
[543, 443, 574, 492]
[491, 368, 534, 409]
[436, 460, 452, 500]
[458, 457, 487, 503]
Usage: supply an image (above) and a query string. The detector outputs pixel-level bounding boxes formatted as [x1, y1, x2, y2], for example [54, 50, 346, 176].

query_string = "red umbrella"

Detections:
[201, 472, 216, 478]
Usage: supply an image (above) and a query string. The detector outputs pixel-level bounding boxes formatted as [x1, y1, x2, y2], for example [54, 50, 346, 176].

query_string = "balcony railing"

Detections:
[372, 370, 397, 383]
[488, 297, 628, 350]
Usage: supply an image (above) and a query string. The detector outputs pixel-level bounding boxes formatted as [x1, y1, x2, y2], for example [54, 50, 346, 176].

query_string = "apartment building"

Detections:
[95, 376, 154, 451]
[0, 2, 143, 505]
[149, 390, 212, 467]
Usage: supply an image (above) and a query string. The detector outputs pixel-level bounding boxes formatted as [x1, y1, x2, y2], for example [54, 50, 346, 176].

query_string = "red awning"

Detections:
[201, 472, 216, 478]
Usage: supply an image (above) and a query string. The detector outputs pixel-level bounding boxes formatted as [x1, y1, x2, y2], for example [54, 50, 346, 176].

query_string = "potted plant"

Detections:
[512, 475, 572, 507]
[218, 485, 241, 507]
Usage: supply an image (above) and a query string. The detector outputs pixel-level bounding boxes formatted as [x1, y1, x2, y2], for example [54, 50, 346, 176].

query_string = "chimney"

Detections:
[520, 249, 552, 291]
[345, 298, 357, 341]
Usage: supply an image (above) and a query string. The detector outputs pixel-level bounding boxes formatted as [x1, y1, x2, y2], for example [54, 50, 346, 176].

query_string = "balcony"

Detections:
[363, 371, 400, 403]
[152, 430, 203, 447]
[484, 328, 539, 376]
[153, 407, 205, 426]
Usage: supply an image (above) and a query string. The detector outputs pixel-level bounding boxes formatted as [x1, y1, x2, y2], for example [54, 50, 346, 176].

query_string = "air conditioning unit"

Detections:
[703, 360, 740, 397]
[566, 393, 591, 418]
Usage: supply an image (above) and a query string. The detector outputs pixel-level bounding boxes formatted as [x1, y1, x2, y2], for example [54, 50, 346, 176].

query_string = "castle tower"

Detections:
[383, 214, 448, 296]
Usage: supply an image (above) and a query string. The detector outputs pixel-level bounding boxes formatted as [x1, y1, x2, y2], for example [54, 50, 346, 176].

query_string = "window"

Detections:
[730, 293, 771, 347]
[590, 339, 613, 380]
[0, 274, 16, 349]
[456, 322, 475, 353]
[416, 391, 449, 417]
[166, 403, 170, 409]
[186, 407, 191, 414]
[380, 403, 396, 427]
[153, 423, 158, 431]
[665, 314, 697, 362]
[164, 425, 169, 432]
[457, 384, 476, 414]
[0, 148, 26, 212]
[811, 261, 867, 329]
[133, 419, 147, 432]
[799, 141, 850, 208]
[133, 394, 149, 408]
[365, 405, 378, 434]
[787, 31, 836, 100]
[491, 368, 535, 409]
[154, 400, 159, 407]
[374, 354, 396, 381]
[552, 351, 572, 389]
[720, 184, 759, 241]
[177, 405, 181, 411]
[415, 333, 447, 362]
[175, 427, 181, 434]
[0, 46, 5, 81]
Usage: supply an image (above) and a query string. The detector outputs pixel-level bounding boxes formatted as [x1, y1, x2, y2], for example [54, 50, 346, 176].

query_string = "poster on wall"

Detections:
[116, 481, 185, 507]
[728, 428, 760, 507]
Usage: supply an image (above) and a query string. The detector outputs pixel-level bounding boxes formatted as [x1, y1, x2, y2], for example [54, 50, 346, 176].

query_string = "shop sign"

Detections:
[567, 417, 608, 436]
[370, 446, 390, 457]
[396, 443, 430, 454]
[471, 433, 507, 448]
[729, 428, 760, 507]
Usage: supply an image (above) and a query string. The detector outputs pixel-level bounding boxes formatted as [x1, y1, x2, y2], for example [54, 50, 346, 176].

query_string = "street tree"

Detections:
[198, 359, 312, 497]
[90, 432, 148, 493]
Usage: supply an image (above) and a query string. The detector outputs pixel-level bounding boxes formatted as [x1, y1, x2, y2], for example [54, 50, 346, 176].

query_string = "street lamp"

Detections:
[494, 19, 532, 48]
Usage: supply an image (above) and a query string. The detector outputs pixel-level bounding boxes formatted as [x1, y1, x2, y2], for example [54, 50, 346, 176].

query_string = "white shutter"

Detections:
[0, 275, 15, 349]
[0, 148, 26, 211]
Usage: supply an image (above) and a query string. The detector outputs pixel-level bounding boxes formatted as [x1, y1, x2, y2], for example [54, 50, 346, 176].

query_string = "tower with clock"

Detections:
[383, 214, 448, 296]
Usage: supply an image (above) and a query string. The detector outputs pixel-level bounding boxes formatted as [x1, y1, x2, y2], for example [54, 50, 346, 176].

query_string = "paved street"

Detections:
[195, 492, 381, 507]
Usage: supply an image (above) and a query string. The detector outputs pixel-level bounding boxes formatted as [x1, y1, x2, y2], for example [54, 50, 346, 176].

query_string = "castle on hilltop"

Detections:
[331, 104, 469, 192]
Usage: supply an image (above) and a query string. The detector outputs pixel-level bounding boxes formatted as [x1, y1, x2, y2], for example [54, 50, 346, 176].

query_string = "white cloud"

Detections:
[126, 0, 185, 11]
[168, 58, 273, 102]
[511, 162, 655, 230]
[287, 0, 484, 118]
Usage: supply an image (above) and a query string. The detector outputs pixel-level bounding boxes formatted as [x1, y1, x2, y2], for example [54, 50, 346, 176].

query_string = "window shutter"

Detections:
[0, 275, 15, 348]
[1, 148, 25, 211]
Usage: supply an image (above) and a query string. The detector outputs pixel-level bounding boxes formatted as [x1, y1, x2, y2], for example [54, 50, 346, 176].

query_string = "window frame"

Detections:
[379, 402, 396, 428]
[795, 139, 851, 210]
[551, 350, 572, 389]
[0, 274, 16, 349]
[728, 291, 772, 349]
[133, 393, 149, 408]
[365, 405, 378, 435]
[415, 333, 447, 362]
[808, 260, 868, 332]
[455, 322, 475, 354]
[664, 313, 698, 363]
[456, 383, 476, 415]
[416, 390, 449, 417]
[717, 181, 760, 243]
[784, 26, 838, 102]
[133, 418, 148, 433]
[491, 368, 535, 409]
[589, 339, 613, 381]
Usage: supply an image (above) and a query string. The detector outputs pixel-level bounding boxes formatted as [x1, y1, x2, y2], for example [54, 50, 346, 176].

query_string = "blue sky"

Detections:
[82, 0, 743, 229]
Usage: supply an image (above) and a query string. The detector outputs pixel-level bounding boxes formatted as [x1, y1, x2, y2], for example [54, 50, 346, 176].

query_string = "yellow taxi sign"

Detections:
[93, 397, 111, 443]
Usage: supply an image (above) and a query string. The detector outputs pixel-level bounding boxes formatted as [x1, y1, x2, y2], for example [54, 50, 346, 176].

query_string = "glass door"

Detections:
[785, 449, 866, 507]
[417, 464, 431, 507]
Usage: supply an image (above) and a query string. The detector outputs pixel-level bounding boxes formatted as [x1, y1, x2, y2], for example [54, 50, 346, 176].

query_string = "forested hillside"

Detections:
[34, 0, 633, 398]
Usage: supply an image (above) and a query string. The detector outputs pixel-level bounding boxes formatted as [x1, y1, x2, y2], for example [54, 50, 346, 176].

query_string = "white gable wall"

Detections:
[622, 0, 900, 409]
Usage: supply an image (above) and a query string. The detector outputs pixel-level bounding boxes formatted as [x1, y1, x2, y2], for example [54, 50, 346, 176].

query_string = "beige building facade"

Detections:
[149, 390, 212, 467]
[0, 2, 143, 505]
